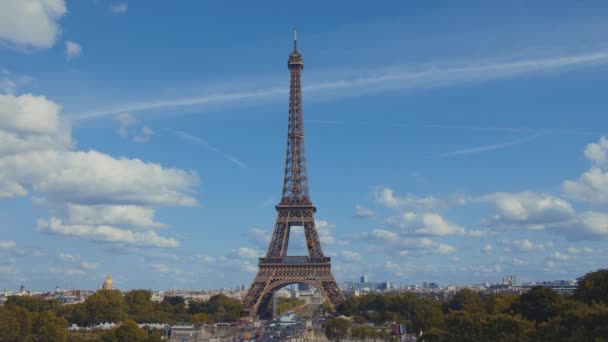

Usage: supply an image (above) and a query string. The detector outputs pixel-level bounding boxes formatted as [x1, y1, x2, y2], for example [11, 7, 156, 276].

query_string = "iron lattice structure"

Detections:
[242, 31, 344, 319]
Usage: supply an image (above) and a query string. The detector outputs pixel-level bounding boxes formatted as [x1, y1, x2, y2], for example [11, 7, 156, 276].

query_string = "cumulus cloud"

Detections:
[248, 228, 270, 249]
[116, 113, 154, 143]
[65, 41, 82, 60]
[315, 219, 345, 245]
[354, 205, 375, 218]
[358, 229, 456, 255]
[482, 192, 575, 230]
[374, 187, 441, 210]
[339, 250, 361, 262]
[388, 211, 484, 237]
[563, 136, 608, 205]
[563, 168, 608, 205]
[0, 70, 34, 95]
[0, 0, 67, 48]
[110, 3, 128, 14]
[0, 240, 16, 249]
[555, 212, 608, 240]
[58, 253, 80, 262]
[152, 263, 169, 273]
[80, 261, 98, 270]
[482, 244, 493, 254]
[38, 218, 179, 248]
[134, 126, 154, 143]
[584, 136, 608, 168]
[116, 112, 136, 138]
[500, 239, 546, 253]
[233, 247, 261, 259]
[66, 204, 165, 230]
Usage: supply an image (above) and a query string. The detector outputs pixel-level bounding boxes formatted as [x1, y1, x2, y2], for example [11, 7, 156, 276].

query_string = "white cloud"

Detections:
[234, 247, 261, 259]
[116, 112, 136, 138]
[359, 229, 456, 255]
[482, 244, 493, 254]
[65, 41, 82, 60]
[152, 263, 169, 273]
[0, 70, 34, 95]
[38, 217, 179, 248]
[110, 3, 128, 14]
[0, 93, 62, 135]
[0, 240, 16, 249]
[0, 149, 198, 206]
[563, 168, 608, 205]
[437, 243, 456, 254]
[66, 204, 165, 230]
[374, 187, 441, 211]
[354, 205, 375, 218]
[500, 239, 545, 253]
[558, 212, 608, 240]
[339, 250, 361, 262]
[248, 228, 270, 249]
[315, 219, 345, 245]
[567, 246, 593, 254]
[388, 211, 484, 237]
[360, 229, 398, 242]
[116, 114, 154, 143]
[385, 260, 405, 276]
[49, 267, 85, 277]
[81, 261, 98, 270]
[584, 136, 608, 168]
[0, 0, 67, 48]
[551, 252, 571, 261]
[482, 192, 575, 229]
[58, 253, 80, 262]
[134, 126, 154, 143]
[0, 265, 14, 274]
[563, 136, 608, 205]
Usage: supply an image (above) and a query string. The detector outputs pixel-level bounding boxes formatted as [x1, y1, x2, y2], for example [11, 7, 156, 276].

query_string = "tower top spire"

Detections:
[293, 27, 297, 50]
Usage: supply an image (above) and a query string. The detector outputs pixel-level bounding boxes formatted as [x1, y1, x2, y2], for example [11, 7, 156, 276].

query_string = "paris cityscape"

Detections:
[1, 1, 608, 341]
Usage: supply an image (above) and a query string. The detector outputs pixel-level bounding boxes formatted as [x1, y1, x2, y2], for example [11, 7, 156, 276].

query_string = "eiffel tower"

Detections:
[241, 30, 344, 319]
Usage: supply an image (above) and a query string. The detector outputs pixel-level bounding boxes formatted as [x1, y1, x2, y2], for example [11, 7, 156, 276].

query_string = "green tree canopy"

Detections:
[513, 286, 561, 324]
[575, 268, 608, 304]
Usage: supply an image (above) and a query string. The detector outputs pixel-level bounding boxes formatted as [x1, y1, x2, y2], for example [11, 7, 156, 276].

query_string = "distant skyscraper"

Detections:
[101, 273, 113, 290]
[360, 274, 368, 283]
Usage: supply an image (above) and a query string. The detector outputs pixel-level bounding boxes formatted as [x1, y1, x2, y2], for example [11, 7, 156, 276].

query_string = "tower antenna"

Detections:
[293, 27, 297, 50]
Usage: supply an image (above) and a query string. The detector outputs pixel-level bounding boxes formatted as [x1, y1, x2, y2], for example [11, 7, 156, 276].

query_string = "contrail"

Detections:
[73, 51, 608, 121]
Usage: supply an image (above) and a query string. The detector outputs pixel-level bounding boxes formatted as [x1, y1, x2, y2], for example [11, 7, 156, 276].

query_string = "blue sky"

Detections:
[1, 1, 608, 291]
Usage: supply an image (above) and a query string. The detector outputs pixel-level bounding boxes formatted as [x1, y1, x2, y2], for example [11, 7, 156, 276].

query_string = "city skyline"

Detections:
[1, 1, 608, 291]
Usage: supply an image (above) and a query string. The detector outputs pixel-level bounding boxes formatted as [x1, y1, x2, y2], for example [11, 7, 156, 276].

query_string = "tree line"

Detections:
[327, 268, 608, 341]
[0, 291, 242, 341]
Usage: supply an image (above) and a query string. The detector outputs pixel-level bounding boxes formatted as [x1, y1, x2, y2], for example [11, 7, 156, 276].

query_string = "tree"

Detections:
[192, 313, 212, 324]
[448, 289, 483, 312]
[322, 299, 334, 315]
[324, 317, 350, 341]
[482, 313, 534, 341]
[102, 319, 148, 342]
[124, 290, 154, 322]
[412, 299, 444, 333]
[78, 289, 126, 325]
[0, 305, 22, 341]
[575, 268, 608, 304]
[444, 310, 486, 341]
[32, 311, 69, 342]
[535, 301, 608, 341]
[513, 286, 561, 324]
[485, 293, 518, 315]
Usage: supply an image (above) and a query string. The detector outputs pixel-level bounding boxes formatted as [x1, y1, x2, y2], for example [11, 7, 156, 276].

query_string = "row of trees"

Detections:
[1, 291, 242, 341]
[331, 269, 608, 341]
